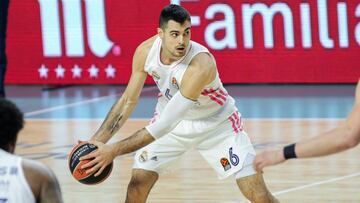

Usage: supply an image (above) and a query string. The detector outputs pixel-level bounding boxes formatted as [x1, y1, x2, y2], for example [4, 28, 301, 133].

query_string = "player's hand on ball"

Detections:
[79, 140, 116, 177]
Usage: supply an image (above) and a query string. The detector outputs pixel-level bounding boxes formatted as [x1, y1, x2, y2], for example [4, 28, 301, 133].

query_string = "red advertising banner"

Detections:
[5, 0, 360, 84]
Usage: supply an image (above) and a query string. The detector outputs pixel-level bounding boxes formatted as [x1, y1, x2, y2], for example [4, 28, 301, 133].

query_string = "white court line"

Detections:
[221, 172, 360, 203]
[24, 87, 158, 117]
[273, 172, 360, 196]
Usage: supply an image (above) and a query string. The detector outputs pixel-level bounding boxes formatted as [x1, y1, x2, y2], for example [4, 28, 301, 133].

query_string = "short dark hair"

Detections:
[159, 4, 191, 29]
[0, 99, 24, 151]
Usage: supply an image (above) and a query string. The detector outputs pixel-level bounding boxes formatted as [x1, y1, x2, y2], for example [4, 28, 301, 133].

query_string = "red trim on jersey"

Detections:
[208, 94, 224, 105]
[212, 89, 227, 100]
[219, 89, 229, 97]
[201, 88, 228, 106]
[201, 89, 223, 105]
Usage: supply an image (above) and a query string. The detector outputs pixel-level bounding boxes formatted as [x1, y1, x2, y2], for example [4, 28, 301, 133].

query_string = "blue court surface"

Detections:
[6, 84, 355, 119]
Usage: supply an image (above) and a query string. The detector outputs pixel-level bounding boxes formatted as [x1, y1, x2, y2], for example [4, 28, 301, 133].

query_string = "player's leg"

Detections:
[197, 112, 279, 202]
[125, 169, 158, 203]
[236, 173, 278, 203]
[128, 131, 187, 203]
[234, 155, 278, 203]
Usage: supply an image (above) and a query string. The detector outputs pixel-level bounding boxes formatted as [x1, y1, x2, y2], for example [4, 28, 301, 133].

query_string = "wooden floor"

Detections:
[16, 119, 360, 203]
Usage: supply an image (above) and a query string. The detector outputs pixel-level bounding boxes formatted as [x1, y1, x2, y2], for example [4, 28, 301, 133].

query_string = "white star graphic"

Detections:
[38, 65, 49, 78]
[71, 65, 82, 78]
[55, 64, 66, 78]
[88, 65, 99, 78]
[105, 64, 116, 78]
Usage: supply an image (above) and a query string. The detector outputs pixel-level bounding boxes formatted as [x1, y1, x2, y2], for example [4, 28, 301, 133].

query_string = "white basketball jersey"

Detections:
[144, 37, 238, 120]
[0, 149, 35, 203]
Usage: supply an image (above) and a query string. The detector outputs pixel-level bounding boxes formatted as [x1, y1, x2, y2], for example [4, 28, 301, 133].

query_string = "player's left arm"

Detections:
[143, 52, 216, 139]
[115, 52, 216, 148]
[80, 53, 216, 176]
[179, 52, 216, 100]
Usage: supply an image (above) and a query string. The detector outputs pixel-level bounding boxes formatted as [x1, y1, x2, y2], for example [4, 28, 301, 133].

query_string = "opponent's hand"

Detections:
[79, 140, 116, 177]
[253, 149, 285, 173]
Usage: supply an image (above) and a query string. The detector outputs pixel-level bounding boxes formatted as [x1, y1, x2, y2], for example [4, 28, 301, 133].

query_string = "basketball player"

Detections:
[0, 98, 63, 203]
[254, 80, 360, 172]
[81, 4, 279, 203]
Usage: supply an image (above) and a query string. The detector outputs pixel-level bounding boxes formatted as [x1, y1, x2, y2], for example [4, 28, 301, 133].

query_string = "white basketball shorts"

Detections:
[133, 110, 257, 180]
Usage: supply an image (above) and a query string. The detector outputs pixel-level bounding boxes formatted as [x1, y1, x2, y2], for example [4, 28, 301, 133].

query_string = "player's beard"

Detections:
[161, 43, 187, 62]
[172, 46, 186, 58]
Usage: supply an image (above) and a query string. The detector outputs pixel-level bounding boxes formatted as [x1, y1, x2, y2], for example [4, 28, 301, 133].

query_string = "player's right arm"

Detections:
[90, 37, 154, 143]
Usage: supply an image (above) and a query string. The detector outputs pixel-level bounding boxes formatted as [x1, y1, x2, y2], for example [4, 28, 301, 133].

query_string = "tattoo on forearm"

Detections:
[109, 114, 123, 134]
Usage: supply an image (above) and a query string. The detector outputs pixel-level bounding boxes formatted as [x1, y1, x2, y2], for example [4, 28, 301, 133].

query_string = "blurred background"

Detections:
[3, 0, 360, 86]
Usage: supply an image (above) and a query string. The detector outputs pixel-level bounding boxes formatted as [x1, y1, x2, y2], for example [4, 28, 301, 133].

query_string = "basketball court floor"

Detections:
[6, 84, 360, 203]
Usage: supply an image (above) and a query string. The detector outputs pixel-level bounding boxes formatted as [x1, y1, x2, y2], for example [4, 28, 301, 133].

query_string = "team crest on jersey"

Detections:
[139, 151, 148, 163]
[220, 157, 231, 171]
[151, 71, 160, 80]
[171, 77, 179, 89]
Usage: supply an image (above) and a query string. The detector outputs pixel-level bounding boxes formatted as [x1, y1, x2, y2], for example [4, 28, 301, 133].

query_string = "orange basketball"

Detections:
[68, 141, 113, 185]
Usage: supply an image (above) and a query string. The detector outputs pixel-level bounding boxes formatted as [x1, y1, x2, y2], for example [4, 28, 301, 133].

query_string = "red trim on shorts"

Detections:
[228, 111, 243, 134]
[236, 111, 244, 131]
[228, 115, 238, 134]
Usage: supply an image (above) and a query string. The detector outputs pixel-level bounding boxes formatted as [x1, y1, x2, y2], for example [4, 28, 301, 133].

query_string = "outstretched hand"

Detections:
[253, 149, 285, 173]
[79, 140, 116, 177]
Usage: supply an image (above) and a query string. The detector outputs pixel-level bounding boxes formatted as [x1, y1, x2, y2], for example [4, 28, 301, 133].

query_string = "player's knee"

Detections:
[127, 171, 158, 194]
[127, 176, 145, 192]
[126, 177, 149, 203]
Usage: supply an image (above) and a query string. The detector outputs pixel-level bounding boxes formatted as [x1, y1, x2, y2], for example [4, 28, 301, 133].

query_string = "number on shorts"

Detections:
[229, 147, 239, 166]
